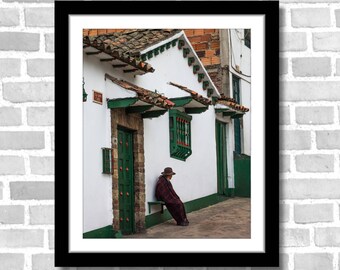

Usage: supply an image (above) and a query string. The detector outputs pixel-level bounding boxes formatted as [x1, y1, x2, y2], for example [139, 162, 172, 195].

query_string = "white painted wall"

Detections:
[229, 29, 251, 156]
[230, 30, 251, 77]
[134, 44, 211, 99]
[83, 55, 114, 233]
[144, 107, 218, 210]
[241, 80, 251, 156]
[139, 45, 218, 213]
[83, 35, 219, 230]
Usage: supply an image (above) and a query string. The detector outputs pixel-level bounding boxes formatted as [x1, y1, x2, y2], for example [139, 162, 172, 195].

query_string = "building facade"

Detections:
[184, 29, 251, 197]
[82, 29, 250, 236]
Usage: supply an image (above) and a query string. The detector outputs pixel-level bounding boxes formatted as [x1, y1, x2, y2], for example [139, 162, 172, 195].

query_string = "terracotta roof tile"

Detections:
[168, 82, 212, 106]
[105, 73, 174, 109]
[84, 29, 181, 74]
[84, 29, 181, 57]
[217, 94, 249, 112]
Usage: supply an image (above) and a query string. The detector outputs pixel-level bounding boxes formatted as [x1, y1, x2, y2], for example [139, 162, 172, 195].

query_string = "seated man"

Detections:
[155, 167, 189, 226]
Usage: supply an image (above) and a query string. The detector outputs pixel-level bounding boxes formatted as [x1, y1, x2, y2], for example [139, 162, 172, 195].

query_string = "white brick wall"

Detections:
[294, 253, 333, 270]
[0, 1, 339, 270]
[291, 8, 331, 27]
[279, 1, 340, 270]
[0, 0, 55, 268]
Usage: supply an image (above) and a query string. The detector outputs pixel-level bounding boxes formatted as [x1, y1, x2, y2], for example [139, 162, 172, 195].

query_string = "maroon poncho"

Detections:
[155, 175, 188, 224]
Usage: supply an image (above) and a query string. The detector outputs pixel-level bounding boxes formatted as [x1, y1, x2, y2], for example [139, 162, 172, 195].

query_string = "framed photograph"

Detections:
[55, 1, 279, 267]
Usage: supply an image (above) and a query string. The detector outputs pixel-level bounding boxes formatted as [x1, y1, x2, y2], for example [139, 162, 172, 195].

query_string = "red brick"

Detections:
[210, 40, 220, 49]
[194, 43, 208, 51]
[204, 29, 216, 34]
[188, 36, 202, 43]
[193, 29, 204, 36]
[205, 49, 216, 57]
[201, 57, 212, 66]
[184, 29, 194, 37]
[200, 34, 212, 42]
[211, 56, 221, 65]
[196, 51, 205, 58]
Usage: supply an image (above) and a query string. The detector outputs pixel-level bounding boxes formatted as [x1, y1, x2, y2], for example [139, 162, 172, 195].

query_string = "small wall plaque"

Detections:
[93, 90, 103, 105]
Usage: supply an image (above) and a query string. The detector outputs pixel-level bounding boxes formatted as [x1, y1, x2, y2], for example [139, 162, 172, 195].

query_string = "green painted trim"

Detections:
[178, 40, 185, 49]
[203, 81, 209, 90]
[198, 73, 205, 83]
[216, 121, 228, 195]
[126, 105, 153, 114]
[207, 88, 213, 97]
[169, 108, 192, 121]
[215, 108, 234, 113]
[185, 107, 208, 114]
[83, 92, 88, 102]
[188, 57, 195, 66]
[160, 45, 165, 53]
[101, 147, 112, 174]
[145, 193, 228, 228]
[228, 188, 235, 197]
[107, 98, 138, 109]
[147, 51, 153, 59]
[193, 65, 200, 74]
[172, 39, 178, 47]
[170, 149, 192, 161]
[234, 153, 251, 197]
[142, 110, 167, 118]
[169, 109, 192, 161]
[83, 78, 88, 102]
[83, 225, 122, 238]
[212, 96, 218, 104]
[215, 108, 237, 117]
[154, 48, 159, 56]
[141, 54, 147, 61]
[183, 48, 190, 58]
[166, 42, 171, 49]
[215, 108, 226, 113]
[231, 113, 245, 119]
[169, 97, 193, 107]
[223, 111, 237, 117]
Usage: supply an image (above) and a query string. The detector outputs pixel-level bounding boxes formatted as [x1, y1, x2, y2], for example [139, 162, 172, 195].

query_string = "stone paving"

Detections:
[124, 197, 250, 238]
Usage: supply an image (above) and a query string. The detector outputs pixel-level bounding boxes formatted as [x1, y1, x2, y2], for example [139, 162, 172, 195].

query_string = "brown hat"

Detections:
[161, 167, 176, 176]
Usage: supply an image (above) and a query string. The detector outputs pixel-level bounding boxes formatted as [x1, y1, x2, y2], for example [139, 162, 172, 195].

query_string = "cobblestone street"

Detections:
[124, 197, 250, 238]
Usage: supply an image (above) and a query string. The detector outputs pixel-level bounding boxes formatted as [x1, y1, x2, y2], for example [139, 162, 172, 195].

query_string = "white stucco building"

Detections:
[82, 29, 249, 237]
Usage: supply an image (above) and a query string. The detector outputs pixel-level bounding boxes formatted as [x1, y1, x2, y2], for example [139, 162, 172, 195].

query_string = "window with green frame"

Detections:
[169, 109, 192, 161]
[102, 147, 113, 174]
[232, 75, 242, 154]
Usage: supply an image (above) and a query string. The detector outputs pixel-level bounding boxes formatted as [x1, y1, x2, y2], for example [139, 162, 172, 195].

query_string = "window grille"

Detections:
[102, 147, 113, 174]
[169, 109, 192, 161]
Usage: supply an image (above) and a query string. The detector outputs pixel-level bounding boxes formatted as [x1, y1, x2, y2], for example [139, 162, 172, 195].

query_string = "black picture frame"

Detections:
[55, 1, 279, 267]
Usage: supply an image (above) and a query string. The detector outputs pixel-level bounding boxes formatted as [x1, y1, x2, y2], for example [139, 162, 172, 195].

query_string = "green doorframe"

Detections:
[215, 121, 228, 196]
[118, 127, 135, 234]
[232, 75, 241, 154]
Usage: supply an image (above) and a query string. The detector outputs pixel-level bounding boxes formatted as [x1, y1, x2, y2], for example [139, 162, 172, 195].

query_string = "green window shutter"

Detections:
[169, 109, 192, 161]
[102, 148, 113, 174]
[232, 75, 241, 154]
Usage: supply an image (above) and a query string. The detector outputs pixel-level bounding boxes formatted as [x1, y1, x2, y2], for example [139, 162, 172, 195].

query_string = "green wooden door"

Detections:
[216, 121, 228, 196]
[118, 128, 134, 234]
